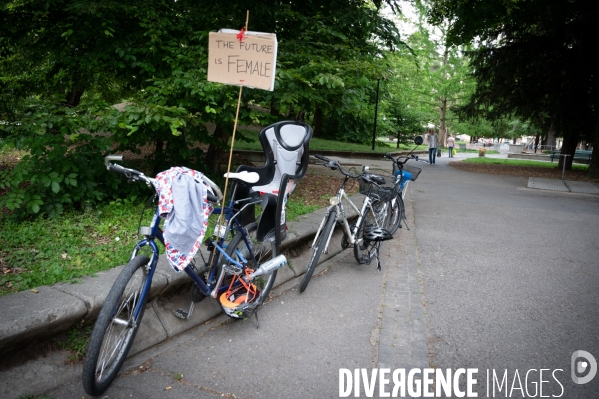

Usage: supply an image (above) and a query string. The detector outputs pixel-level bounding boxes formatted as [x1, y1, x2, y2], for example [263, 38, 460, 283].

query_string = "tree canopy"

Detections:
[0, 0, 408, 217]
[427, 0, 599, 174]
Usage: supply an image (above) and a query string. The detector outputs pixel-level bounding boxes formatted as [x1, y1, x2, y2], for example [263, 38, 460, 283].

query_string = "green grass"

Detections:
[232, 130, 426, 153]
[0, 198, 152, 296]
[0, 193, 318, 297]
[463, 157, 590, 170]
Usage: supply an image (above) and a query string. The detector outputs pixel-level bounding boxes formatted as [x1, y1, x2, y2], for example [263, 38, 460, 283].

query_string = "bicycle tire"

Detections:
[353, 207, 378, 264]
[300, 209, 337, 293]
[385, 192, 404, 235]
[222, 222, 276, 310]
[82, 255, 151, 396]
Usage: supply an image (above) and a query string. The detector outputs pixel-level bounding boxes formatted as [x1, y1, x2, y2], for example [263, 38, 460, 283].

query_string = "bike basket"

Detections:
[358, 173, 396, 202]
[393, 164, 422, 181]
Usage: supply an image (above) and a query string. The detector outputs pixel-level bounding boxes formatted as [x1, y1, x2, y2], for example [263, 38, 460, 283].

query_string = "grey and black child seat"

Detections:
[233, 120, 313, 248]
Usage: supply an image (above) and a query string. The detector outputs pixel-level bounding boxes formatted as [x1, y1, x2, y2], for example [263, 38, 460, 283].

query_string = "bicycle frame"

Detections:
[311, 177, 379, 256]
[126, 182, 263, 320]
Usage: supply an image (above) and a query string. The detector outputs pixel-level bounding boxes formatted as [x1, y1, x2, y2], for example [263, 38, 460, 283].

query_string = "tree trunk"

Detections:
[63, 89, 84, 107]
[439, 96, 447, 145]
[313, 107, 323, 138]
[589, 110, 599, 178]
[534, 133, 540, 153]
[270, 98, 280, 117]
[558, 130, 580, 171]
[438, 46, 449, 145]
[546, 125, 557, 151]
[205, 125, 229, 172]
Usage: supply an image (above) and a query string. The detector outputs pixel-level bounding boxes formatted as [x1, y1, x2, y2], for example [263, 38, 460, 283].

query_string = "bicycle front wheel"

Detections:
[300, 209, 337, 293]
[82, 255, 151, 396]
[353, 207, 378, 264]
[385, 192, 404, 235]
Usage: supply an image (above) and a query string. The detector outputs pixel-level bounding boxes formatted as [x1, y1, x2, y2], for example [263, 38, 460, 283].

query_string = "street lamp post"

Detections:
[372, 77, 380, 151]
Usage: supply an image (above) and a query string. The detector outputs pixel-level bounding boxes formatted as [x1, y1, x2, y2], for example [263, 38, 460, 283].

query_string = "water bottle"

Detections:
[249, 254, 287, 279]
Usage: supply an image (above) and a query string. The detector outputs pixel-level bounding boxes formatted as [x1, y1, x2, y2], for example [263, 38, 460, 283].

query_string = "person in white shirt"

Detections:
[447, 134, 455, 158]
[425, 130, 439, 164]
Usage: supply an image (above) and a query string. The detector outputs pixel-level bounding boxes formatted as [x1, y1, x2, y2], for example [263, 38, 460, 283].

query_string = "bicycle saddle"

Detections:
[223, 171, 260, 184]
[363, 174, 386, 186]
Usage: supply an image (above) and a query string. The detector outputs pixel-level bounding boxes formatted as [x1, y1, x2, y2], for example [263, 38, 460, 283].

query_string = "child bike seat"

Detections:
[232, 121, 313, 243]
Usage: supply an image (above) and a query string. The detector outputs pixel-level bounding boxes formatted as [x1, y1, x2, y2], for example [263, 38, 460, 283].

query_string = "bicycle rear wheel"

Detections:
[300, 209, 337, 293]
[220, 222, 276, 315]
[82, 255, 151, 396]
[353, 207, 378, 264]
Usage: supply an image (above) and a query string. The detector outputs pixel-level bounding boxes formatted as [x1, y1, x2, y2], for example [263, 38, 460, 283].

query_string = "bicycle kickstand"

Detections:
[374, 245, 382, 271]
[403, 219, 410, 231]
[254, 311, 260, 329]
[401, 214, 410, 231]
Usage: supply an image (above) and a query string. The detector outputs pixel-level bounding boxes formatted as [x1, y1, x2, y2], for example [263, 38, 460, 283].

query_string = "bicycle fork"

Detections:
[311, 206, 339, 255]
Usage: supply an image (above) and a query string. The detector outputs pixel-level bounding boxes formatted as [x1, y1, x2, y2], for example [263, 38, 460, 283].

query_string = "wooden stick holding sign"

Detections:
[206, 11, 278, 263]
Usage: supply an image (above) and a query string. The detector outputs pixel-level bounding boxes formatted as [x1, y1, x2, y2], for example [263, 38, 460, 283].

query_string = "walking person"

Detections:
[447, 134, 455, 158]
[426, 130, 439, 164]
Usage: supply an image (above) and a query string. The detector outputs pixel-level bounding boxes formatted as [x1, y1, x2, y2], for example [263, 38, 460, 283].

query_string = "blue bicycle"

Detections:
[380, 135, 426, 234]
[82, 156, 286, 396]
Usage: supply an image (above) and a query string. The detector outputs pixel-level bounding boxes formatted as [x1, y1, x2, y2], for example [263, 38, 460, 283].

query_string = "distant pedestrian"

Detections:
[426, 130, 439, 164]
[447, 134, 455, 158]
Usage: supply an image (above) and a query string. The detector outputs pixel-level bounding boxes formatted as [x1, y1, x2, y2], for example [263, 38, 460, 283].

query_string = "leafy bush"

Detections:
[0, 99, 130, 218]
[0, 98, 210, 219]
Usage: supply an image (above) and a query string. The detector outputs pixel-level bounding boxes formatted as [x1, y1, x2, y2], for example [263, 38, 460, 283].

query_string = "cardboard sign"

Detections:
[208, 29, 278, 91]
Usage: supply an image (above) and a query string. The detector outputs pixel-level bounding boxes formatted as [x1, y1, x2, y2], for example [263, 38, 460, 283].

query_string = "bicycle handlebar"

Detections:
[105, 155, 221, 203]
[313, 154, 360, 177]
[312, 154, 387, 188]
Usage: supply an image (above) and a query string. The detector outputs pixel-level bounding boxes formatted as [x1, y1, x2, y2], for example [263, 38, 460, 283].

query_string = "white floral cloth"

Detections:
[155, 167, 214, 272]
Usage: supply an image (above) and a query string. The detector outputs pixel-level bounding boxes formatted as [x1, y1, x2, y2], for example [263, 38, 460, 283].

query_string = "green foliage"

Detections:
[0, 99, 138, 218]
[1, 0, 407, 171]
[285, 200, 320, 222]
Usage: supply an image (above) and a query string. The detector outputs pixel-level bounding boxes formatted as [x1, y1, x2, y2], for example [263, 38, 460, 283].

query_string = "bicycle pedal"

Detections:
[173, 301, 195, 320]
[223, 264, 242, 275]
[173, 309, 190, 319]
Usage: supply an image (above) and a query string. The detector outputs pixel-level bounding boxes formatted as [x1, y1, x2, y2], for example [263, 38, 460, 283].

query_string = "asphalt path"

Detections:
[410, 153, 599, 398]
